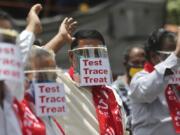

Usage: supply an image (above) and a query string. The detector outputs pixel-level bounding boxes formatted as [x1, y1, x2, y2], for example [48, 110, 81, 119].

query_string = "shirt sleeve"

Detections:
[16, 30, 35, 64]
[129, 53, 180, 103]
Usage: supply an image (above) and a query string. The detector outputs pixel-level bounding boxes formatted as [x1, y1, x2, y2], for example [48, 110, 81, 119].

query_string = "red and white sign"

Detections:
[80, 58, 111, 86]
[169, 68, 180, 84]
[34, 83, 66, 117]
[0, 43, 23, 82]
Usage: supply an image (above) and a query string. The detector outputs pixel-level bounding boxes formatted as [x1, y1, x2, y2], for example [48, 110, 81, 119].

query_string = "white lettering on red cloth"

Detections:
[13, 98, 46, 135]
[144, 62, 180, 133]
[165, 85, 180, 133]
[69, 67, 123, 135]
[92, 86, 123, 135]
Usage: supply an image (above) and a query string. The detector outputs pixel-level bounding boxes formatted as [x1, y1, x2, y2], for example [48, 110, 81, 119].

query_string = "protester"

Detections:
[45, 29, 126, 135]
[0, 28, 23, 135]
[112, 46, 145, 133]
[19, 14, 77, 135]
[129, 28, 180, 135]
[23, 46, 65, 135]
[112, 46, 145, 115]
[0, 4, 42, 135]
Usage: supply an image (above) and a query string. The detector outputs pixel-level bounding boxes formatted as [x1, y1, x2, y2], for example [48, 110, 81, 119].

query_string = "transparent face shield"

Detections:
[70, 46, 112, 86]
[25, 69, 57, 83]
[0, 29, 24, 101]
[25, 69, 66, 117]
[156, 50, 173, 61]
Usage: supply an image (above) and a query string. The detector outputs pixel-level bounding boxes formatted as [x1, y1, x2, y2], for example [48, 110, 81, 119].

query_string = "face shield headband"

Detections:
[156, 50, 173, 61]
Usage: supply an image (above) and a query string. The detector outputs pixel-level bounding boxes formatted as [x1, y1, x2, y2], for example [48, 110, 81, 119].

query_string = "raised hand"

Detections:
[58, 17, 78, 44]
[44, 17, 78, 53]
[26, 4, 43, 35]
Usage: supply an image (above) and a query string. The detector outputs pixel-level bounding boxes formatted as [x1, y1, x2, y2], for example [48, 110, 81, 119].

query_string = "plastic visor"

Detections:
[24, 69, 66, 117]
[0, 32, 24, 101]
[156, 50, 173, 61]
[24, 69, 58, 83]
[71, 46, 109, 58]
[70, 46, 112, 86]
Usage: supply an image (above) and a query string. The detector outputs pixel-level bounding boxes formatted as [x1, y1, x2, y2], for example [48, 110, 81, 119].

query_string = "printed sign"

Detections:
[34, 82, 66, 117]
[80, 58, 111, 86]
[0, 43, 23, 82]
[169, 68, 180, 84]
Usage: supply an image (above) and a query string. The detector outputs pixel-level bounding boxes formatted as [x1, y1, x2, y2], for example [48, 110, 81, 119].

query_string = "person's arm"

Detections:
[129, 28, 180, 103]
[17, 4, 42, 63]
[43, 17, 77, 53]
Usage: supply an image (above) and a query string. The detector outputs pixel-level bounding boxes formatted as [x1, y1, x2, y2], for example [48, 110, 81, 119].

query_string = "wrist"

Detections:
[25, 25, 36, 35]
[174, 50, 180, 58]
[56, 32, 67, 43]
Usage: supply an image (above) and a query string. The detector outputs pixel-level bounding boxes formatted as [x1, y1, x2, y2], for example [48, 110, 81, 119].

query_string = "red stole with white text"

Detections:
[69, 67, 124, 135]
[144, 62, 180, 133]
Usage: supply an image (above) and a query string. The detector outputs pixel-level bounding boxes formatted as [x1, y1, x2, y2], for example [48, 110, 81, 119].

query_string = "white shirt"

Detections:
[129, 53, 180, 135]
[41, 117, 63, 135]
[0, 91, 22, 135]
[17, 30, 35, 63]
[0, 30, 35, 135]
[55, 69, 126, 135]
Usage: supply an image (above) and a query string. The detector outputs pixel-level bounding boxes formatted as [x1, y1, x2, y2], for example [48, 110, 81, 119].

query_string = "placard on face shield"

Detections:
[25, 69, 66, 117]
[0, 29, 24, 101]
[71, 46, 112, 86]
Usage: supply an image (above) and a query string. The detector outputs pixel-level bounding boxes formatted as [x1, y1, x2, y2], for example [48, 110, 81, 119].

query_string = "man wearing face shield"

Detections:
[20, 15, 77, 134]
[0, 4, 42, 135]
[23, 46, 65, 135]
[112, 46, 145, 133]
[46, 29, 126, 135]
[129, 28, 180, 135]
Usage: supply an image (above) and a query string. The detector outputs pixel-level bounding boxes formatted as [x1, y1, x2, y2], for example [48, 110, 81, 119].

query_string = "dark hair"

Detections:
[123, 46, 144, 65]
[145, 28, 176, 60]
[0, 9, 14, 28]
[71, 29, 105, 50]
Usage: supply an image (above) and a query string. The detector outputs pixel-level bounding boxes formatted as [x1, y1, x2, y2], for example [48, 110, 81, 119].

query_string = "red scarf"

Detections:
[69, 67, 124, 135]
[25, 93, 65, 135]
[13, 97, 46, 135]
[144, 62, 180, 133]
[13, 93, 65, 135]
